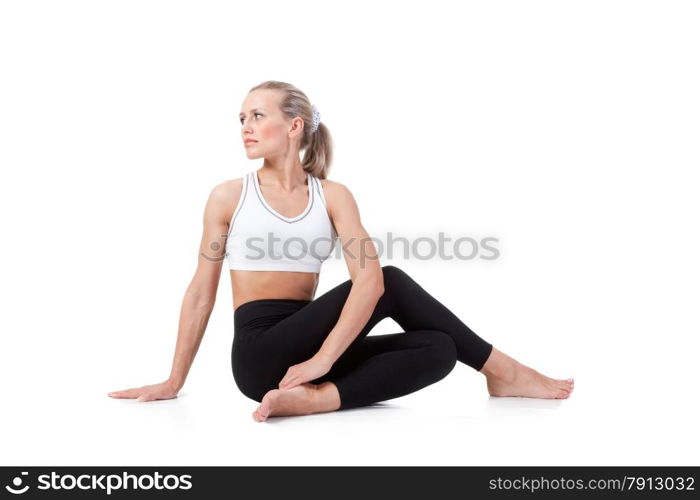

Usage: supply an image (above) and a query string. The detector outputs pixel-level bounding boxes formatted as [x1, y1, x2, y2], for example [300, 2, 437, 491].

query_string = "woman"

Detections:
[108, 80, 574, 422]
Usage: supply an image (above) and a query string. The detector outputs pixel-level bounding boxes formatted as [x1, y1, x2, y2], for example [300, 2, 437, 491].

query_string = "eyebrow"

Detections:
[239, 108, 265, 118]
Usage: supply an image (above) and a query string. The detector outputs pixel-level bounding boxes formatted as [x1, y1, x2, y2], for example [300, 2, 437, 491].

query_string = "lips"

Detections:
[244, 139, 257, 144]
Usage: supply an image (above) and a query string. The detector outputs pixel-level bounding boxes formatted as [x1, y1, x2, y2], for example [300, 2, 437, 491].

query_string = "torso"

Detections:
[223, 172, 331, 312]
[230, 270, 319, 312]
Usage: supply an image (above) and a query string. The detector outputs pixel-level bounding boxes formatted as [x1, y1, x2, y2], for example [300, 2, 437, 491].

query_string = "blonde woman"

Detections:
[108, 80, 574, 421]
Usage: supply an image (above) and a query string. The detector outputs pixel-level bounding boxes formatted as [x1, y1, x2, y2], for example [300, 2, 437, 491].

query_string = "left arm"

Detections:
[314, 181, 384, 364]
[278, 180, 384, 389]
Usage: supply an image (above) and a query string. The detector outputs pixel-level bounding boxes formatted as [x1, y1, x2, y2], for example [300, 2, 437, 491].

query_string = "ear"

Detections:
[289, 116, 305, 138]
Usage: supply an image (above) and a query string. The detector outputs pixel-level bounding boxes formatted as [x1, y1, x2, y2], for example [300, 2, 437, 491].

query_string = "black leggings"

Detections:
[232, 265, 493, 410]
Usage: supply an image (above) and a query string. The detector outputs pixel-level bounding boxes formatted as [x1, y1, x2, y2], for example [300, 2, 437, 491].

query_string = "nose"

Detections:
[240, 116, 254, 130]
[242, 124, 254, 138]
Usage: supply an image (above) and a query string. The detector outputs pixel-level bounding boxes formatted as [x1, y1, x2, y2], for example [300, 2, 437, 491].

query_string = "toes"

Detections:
[560, 379, 574, 392]
[257, 392, 276, 418]
[551, 382, 572, 395]
[254, 397, 271, 421]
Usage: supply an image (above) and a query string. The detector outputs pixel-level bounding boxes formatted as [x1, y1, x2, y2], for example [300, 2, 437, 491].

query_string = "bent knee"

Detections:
[381, 264, 411, 284]
[381, 264, 402, 274]
[234, 382, 264, 403]
[428, 332, 458, 374]
[233, 372, 272, 403]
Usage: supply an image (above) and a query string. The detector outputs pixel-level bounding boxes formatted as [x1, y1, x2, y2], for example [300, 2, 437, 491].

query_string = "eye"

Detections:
[240, 113, 263, 125]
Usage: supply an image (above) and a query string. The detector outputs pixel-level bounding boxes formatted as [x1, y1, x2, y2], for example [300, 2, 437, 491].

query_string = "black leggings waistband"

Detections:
[234, 298, 312, 332]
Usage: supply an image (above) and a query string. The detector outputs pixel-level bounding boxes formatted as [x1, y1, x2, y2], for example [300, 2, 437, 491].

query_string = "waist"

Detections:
[231, 271, 317, 308]
[234, 298, 312, 333]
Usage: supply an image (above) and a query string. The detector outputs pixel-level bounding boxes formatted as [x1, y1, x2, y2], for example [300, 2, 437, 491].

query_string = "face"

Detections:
[239, 89, 303, 159]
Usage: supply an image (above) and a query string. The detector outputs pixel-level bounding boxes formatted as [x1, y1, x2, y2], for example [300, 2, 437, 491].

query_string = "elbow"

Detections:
[358, 268, 384, 297]
[375, 272, 385, 296]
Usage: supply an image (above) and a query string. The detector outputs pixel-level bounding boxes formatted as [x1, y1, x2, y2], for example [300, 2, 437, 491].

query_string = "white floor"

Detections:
[4, 261, 700, 466]
[3, 258, 699, 466]
[5, 335, 697, 466]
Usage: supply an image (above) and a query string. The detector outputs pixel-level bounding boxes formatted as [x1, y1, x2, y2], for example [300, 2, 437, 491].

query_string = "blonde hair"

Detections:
[248, 80, 333, 179]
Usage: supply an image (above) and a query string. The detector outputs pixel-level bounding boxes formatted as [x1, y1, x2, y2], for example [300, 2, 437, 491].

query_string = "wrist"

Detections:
[167, 377, 184, 392]
[314, 351, 336, 367]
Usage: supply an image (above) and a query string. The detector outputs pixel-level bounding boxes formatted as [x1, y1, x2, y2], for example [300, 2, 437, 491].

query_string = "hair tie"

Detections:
[310, 104, 321, 133]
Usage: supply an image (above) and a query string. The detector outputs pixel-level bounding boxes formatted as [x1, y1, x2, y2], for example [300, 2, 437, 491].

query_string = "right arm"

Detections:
[108, 179, 241, 402]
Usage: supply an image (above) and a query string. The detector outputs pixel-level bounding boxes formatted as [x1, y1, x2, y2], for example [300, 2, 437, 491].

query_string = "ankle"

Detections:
[480, 348, 517, 381]
[314, 382, 341, 412]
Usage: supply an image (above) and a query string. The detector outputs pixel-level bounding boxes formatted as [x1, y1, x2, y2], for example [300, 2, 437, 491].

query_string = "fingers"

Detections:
[279, 375, 300, 390]
[279, 376, 294, 389]
[279, 368, 294, 389]
[108, 390, 152, 402]
[108, 388, 140, 399]
[108, 387, 151, 401]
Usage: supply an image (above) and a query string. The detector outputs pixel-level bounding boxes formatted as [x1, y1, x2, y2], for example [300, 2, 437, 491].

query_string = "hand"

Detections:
[107, 380, 179, 402]
[278, 354, 334, 390]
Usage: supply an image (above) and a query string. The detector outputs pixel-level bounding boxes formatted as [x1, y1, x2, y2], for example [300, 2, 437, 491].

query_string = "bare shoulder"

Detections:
[213, 177, 244, 201]
[207, 177, 245, 224]
[319, 179, 360, 220]
[319, 179, 355, 206]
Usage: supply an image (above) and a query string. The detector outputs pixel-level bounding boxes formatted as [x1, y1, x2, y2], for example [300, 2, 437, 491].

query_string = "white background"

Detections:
[1, 0, 698, 466]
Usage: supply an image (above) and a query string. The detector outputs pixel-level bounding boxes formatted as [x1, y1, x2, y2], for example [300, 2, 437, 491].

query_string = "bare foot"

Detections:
[252, 383, 320, 422]
[482, 348, 574, 399]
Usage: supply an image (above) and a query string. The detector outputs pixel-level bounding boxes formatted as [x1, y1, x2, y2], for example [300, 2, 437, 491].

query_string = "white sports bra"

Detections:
[225, 170, 337, 273]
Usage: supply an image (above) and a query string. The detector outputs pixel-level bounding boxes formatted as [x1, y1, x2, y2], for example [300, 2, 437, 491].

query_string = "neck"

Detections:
[258, 163, 307, 192]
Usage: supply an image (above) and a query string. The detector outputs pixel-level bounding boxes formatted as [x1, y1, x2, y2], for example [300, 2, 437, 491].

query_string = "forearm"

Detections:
[316, 277, 384, 364]
[168, 290, 215, 391]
